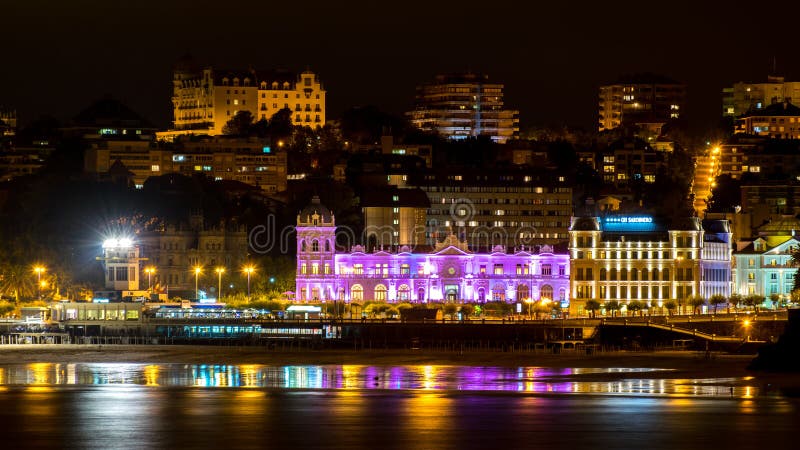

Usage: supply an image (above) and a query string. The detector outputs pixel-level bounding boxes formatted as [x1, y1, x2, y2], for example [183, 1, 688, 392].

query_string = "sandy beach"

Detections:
[0, 344, 755, 374]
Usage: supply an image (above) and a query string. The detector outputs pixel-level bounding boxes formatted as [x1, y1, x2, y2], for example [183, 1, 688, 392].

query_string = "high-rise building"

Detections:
[406, 73, 519, 143]
[168, 59, 326, 137]
[409, 170, 573, 248]
[722, 75, 800, 117]
[598, 74, 686, 135]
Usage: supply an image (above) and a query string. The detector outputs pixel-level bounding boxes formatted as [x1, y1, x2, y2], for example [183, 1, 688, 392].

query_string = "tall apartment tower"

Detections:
[170, 57, 326, 137]
[407, 73, 519, 143]
[598, 73, 686, 136]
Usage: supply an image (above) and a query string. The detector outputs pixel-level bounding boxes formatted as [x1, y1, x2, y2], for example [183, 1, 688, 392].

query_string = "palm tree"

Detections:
[709, 294, 726, 314]
[585, 299, 601, 318]
[0, 264, 36, 306]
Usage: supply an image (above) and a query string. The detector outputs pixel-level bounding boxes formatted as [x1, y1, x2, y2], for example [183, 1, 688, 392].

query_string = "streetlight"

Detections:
[243, 265, 256, 299]
[144, 266, 156, 291]
[525, 298, 534, 320]
[193, 266, 203, 300]
[215, 267, 225, 301]
[33, 265, 46, 299]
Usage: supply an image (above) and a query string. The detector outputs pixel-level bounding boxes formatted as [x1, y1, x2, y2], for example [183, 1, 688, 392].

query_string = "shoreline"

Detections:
[3, 344, 799, 389]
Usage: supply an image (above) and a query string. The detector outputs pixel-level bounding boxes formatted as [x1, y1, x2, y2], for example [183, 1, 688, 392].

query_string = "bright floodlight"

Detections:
[118, 238, 133, 247]
[103, 239, 118, 248]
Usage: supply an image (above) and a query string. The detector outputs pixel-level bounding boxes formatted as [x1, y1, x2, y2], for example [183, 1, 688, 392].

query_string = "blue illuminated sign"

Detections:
[604, 216, 653, 224]
[262, 146, 271, 153]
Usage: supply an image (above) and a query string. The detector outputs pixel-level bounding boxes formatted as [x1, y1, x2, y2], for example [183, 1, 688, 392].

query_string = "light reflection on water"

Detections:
[0, 363, 766, 398]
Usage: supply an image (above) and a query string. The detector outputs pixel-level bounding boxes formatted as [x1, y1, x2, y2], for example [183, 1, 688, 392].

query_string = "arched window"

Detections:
[301, 241, 307, 252]
[492, 283, 506, 302]
[620, 268, 628, 281]
[517, 284, 530, 301]
[641, 268, 649, 281]
[311, 240, 319, 252]
[398, 285, 410, 301]
[631, 268, 638, 281]
[559, 288, 566, 300]
[418, 287, 426, 303]
[478, 288, 486, 303]
[662, 268, 670, 281]
[610, 268, 617, 280]
[374, 284, 387, 301]
[351, 284, 363, 301]
[600, 268, 607, 281]
[325, 240, 330, 252]
[540, 285, 553, 300]
[652, 268, 659, 280]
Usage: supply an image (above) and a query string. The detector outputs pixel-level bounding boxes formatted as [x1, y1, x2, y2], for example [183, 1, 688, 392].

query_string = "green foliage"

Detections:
[364, 302, 399, 318]
[584, 299, 601, 318]
[0, 300, 15, 316]
[709, 294, 727, 313]
[664, 300, 677, 315]
[222, 110, 254, 136]
[481, 301, 513, 317]
[627, 300, 643, 316]
[605, 300, 620, 317]
[688, 295, 706, 314]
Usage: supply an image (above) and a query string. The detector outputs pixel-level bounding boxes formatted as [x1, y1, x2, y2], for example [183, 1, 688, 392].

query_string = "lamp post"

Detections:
[243, 265, 255, 299]
[193, 266, 203, 301]
[144, 266, 156, 291]
[33, 265, 46, 299]
[215, 267, 225, 301]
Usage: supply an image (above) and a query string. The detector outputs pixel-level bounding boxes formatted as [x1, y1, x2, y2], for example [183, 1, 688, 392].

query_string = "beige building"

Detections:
[723, 76, 800, 117]
[84, 136, 287, 193]
[569, 216, 732, 316]
[137, 216, 249, 296]
[734, 102, 800, 139]
[598, 74, 685, 135]
[170, 63, 326, 136]
[407, 73, 519, 143]
[361, 187, 429, 248]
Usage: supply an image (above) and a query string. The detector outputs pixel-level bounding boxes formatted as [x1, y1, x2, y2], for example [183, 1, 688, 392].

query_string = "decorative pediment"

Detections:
[433, 234, 471, 254]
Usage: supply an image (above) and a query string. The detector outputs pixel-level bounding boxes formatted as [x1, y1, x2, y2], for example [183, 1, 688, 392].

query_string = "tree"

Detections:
[791, 289, 800, 306]
[709, 294, 727, 314]
[769, 293, 781, 310]
[688, 295, 706, 315]
[222, 110, 254, 136]
[0, 264, 36, 306]
[627, 300, 643, 317]
[650, 300, 661, 316]
[743, 294, 765, 313]
[728, 293, 742, 313]
[584, 299, 601, 318]
[664, 300, 677, 316]
[605, 300, 620, 317]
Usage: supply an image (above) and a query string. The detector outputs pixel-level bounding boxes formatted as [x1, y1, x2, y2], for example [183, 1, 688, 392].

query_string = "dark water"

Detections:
[0, 363, 796, 449]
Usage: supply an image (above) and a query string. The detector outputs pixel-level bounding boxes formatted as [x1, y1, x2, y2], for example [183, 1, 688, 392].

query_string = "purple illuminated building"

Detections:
[295, 197, 570, 304]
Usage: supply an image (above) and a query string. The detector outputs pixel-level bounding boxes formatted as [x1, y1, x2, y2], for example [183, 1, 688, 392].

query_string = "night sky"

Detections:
[3, 0, 799, 134]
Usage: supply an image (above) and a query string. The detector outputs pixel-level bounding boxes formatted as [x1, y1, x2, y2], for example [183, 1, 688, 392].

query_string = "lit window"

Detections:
[151, 165, 160, 172]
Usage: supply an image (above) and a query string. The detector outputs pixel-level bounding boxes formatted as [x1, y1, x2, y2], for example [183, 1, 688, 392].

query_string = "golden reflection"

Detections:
[405, 393, 453, 435]
[341, 365, 363, 389]
[25, 386, 55, 393]
[144, 365, 160, 386]
[29, 363, 54, 385]
[742, 386, 754, 399]
[420, 365, 441, 390]
[239, 364, 261, 387]
[739, 399, 756, 414]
